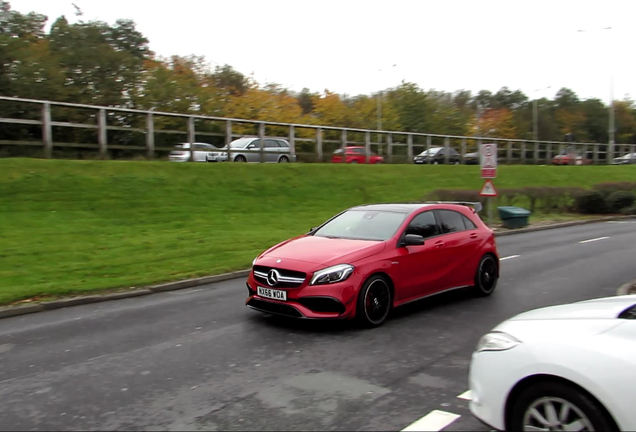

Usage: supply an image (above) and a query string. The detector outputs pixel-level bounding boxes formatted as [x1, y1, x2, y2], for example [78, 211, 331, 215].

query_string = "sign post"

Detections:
[480, 143, 498, 226]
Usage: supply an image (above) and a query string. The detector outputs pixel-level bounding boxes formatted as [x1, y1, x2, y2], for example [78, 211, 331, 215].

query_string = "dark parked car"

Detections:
[414, 147, 460, 164]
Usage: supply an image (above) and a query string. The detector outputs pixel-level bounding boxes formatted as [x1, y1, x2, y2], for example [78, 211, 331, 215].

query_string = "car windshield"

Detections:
[418, 148, 441, 156]
[313, 210, 408, 241]
[229, 138, 254, 149]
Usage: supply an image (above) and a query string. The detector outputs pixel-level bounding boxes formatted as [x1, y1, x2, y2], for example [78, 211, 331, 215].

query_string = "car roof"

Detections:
[347, 202, 476, 215]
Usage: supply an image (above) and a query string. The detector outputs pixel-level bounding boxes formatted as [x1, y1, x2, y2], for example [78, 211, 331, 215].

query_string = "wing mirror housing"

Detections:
[402, 234, 425, 247]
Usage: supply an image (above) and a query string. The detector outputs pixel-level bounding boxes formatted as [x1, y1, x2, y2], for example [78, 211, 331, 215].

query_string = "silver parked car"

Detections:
[169, 142, 219, 162]
[612, 152, 636, 165]
[207, 137, 296, 163]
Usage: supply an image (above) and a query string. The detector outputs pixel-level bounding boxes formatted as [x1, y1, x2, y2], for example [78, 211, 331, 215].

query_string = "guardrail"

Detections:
[1, 96, 634, 164]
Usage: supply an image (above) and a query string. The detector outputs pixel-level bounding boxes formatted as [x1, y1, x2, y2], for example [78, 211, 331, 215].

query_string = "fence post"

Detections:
[259, 122, 265, 163]
[188, 117, 195, 162]
[387, 133, 393, 164]
[407, 134, 413, 160]
[521, 141, 527, 164]
[365, 131, 371, 164]
[546, 143, 552, 163]
[533, 141, 539, 164]
[444, 136, 450, 164]
[225, 120, 232, 161]
[145, 112, 154, 160]
[461, 137, 466, 164]
[316, 128, 323, 163]
[593, 144, 599, 164]
[42, 102, 52, 159]
[97, 108, 108, 159]
[507, 141, 512, 163]
[289, 125, 295, 160]
[341, 129, 347, 152]
[426, 135, 432, 162]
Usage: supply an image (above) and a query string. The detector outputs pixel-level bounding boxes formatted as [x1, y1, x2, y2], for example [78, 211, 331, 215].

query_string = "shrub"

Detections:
[607, 191, 636, 213]
[620, 205, 636, 215]
[592, 182, 636, 194]
[573, 190, 606, 214]
[426, 189, 484, 204]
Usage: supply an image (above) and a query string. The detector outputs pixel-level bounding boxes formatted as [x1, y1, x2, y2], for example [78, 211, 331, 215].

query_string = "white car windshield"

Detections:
[313, 210, 408, 241]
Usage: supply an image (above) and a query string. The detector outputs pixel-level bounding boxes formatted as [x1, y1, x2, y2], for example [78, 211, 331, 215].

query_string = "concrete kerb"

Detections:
[0, 215, 634, 320]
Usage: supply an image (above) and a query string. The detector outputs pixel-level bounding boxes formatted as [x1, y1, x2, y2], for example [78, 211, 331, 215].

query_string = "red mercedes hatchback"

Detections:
[245, 202, 499, 327]
[331, 146, 384, 164]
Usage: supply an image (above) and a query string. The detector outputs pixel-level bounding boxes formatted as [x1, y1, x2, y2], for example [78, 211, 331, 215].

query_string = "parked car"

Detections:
[414, 147, 461, 164]
[246, 202, 499, 327]
[464, 151, 480, 165]
[552, 149, 593, 165]
[612, 152, 636, 165]
[206, 137, 296, 163]
[169, 142, 219, 162]
[331, 146, 384, 164]
[469, 295, 636, 431]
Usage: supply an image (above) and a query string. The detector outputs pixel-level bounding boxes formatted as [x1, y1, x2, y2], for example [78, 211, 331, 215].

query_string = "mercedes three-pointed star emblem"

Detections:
[267, 269, 280, 286]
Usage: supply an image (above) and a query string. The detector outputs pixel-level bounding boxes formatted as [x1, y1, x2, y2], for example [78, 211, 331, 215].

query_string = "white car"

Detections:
[469, 295, 636, 431]
[169, 142, 218, 162]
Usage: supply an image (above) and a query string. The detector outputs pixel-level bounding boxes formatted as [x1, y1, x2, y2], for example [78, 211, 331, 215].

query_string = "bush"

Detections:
[592, 182, 636, 194]
[606, 191, 636, 213]
[574, 190, 607, 214]
[620, 205, 636, 215]
[426, 189, 484, 204]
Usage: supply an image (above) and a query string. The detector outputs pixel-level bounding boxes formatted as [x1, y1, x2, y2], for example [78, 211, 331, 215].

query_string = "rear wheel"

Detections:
[234, 155, 247, 162]
[433, 160, 439, 165]
[471, 254, 498, 296]
[356, 275, 392, 328]
[509, 381, 617, 432]
[278, 156, 289, 163]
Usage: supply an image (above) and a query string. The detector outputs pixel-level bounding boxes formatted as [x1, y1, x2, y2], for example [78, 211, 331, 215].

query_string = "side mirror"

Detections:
[247, 144, 254, 149]
[309, 227, 317, 233]
[402, 234, 425, 246]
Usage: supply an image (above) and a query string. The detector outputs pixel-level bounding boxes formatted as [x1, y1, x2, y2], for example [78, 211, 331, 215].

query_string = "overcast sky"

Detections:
[10, 0, 636, 103]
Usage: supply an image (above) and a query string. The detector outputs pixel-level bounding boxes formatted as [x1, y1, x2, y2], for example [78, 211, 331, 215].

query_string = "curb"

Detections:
[616, 280, 636, 296]
[0, 216, 633, 320]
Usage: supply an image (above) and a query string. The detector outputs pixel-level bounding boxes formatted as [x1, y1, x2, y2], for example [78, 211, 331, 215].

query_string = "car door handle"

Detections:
[470, 233, 478, 239]
[434, 241, 445, 248]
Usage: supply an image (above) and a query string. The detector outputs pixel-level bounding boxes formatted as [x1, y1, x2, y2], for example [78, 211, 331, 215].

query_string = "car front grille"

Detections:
[253, 265, 306, 288]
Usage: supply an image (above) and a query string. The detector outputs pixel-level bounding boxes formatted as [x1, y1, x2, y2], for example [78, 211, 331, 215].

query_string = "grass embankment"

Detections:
[1, 158, 634, 306]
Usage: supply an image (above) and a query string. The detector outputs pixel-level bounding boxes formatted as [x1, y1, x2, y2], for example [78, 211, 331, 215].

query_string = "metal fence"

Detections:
[1, 95, 634, 164]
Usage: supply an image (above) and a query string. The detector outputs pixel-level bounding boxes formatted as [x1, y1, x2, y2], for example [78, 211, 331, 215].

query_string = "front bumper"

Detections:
[244, 272, 360, 320]
[468, 345, 532, 431]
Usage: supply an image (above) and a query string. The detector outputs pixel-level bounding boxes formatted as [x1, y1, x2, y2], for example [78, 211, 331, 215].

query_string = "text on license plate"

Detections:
[257, 286, 287, 301]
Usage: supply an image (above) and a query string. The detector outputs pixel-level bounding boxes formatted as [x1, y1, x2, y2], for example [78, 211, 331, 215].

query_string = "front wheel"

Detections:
[356, 275, 392, 328]
[509, 381, 617, 432]
[471, 254, 498, 296]
[278, 156, 289, 163]
[234, 155, 247, 162]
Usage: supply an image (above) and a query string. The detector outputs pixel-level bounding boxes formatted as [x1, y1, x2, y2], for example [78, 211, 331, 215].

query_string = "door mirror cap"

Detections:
[402, 234, 425, 246]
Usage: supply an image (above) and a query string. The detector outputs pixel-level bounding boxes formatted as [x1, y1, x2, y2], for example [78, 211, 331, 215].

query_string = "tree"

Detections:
[471, 107, 518, 139]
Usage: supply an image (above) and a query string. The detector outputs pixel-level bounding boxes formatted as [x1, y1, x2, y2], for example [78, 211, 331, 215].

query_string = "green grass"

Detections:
[1, 158, 635, 306]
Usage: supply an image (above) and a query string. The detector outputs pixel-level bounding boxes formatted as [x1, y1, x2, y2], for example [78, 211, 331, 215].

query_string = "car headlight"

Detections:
[310, 264, 354, 285]
[475, 331, 521, 353]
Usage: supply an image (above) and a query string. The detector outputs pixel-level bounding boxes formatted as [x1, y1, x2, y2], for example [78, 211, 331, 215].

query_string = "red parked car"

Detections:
[246, 202, 500, 327]
[331, 146, 384, 164]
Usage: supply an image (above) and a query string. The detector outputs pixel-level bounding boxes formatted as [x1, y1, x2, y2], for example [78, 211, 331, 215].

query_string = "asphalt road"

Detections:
[1, 220, 635, 431]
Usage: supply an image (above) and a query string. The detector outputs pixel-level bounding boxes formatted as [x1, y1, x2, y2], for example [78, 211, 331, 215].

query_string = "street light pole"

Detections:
[376, 64, 397, 132]
[577, 27, 614, 162]
[532, 86, 551, 142]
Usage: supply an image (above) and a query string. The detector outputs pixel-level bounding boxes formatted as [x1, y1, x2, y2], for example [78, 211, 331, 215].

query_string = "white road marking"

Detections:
[401, 410, 461, 431]
[500, 255, 520, 261]
[457, 390, 473, 401]
[579, 236, 609, 244]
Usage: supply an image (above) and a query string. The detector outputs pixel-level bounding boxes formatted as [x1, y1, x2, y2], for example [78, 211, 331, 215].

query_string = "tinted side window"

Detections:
[462, 215, 477, 230]
[438, 210, 466, 234]
[405, 211, 440, 239]
[353, 148, 365, 154]
[249, 139, 261, 148]
[264, 140, 279, 148]
[277, 140, 289, 148]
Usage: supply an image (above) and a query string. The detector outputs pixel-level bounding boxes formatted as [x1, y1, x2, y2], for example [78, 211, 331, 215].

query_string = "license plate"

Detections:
[257, 286, 287, 301]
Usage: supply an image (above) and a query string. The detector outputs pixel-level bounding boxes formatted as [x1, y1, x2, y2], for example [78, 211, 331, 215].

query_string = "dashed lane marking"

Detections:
[457, 390, 472, 401]
[401, 410, 461, 431]
[500, 255, 520, 261]
[579, 236, 609, 244]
